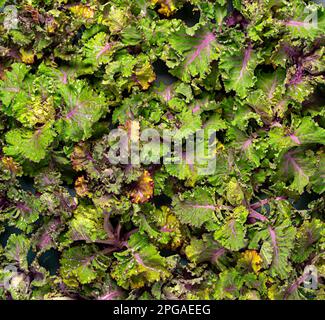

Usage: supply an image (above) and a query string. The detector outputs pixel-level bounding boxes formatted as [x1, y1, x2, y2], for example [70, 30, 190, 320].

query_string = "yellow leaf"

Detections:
[20, 95, 55, 126]
[130, 171, 154, 204]
[267, 284, 278, 300]
[20, 49, 34, 64]
[75, 176, 91, 197]
[134, 60, 156, 90]
[71, 143, 90, 171]
[46, 17, 58, 33]
[69, 5, 95, 19]
[1, 157, 22, 176]
[151, 0, 176, 17]
[239, 250, 263, 274]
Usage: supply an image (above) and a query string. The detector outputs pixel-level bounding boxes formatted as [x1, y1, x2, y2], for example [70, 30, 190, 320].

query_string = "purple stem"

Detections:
[191, 204, 216, 210]
[250, 196, 287, 210]
[96, 43, 114, 60]
[186, 32, 215, 65]
[268, 226, 279, 265]
[248, 209, 269, 222]
[97, 290, 122, 300]
[239, 44, 253, 80]
[211, 248, 226, 263]
[289, 134, 301, 145]
[284, 273, 309, 300]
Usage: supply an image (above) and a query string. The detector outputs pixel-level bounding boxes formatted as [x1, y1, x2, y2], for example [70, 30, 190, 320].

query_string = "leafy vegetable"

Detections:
[0, 0, 324, 301]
